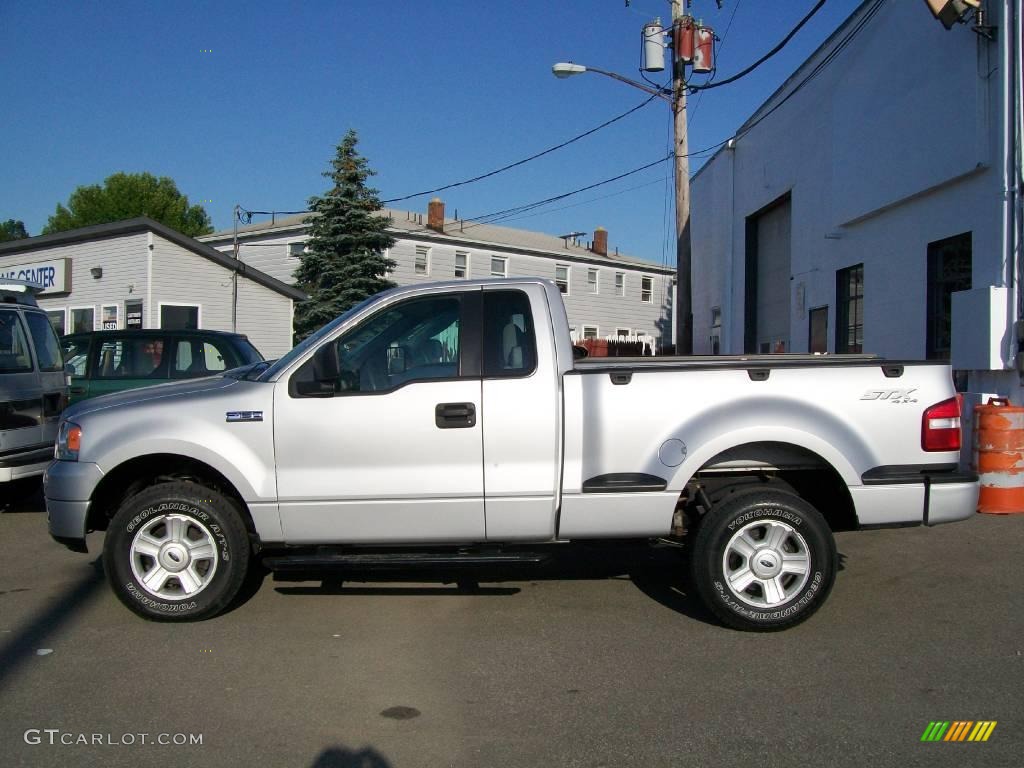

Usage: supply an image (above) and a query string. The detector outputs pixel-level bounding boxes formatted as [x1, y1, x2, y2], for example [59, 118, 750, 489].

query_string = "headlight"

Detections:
[56, 420, 82, 461]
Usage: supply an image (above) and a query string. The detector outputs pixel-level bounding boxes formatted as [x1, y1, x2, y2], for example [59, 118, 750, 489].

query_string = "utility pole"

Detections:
[672, 0, 693, 354]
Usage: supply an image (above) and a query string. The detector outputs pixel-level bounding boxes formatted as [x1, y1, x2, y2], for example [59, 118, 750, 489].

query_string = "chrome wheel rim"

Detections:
[722, 519, 810, 608]
[129, 514, 219, 600]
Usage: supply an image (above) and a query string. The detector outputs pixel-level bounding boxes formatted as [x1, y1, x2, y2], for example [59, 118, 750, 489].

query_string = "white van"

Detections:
[1, 280, 66, 486]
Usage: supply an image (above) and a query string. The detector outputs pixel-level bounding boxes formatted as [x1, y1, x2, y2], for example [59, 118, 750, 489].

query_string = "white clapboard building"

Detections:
[199, 199, 676, 349]
[0, 218, 304, 358]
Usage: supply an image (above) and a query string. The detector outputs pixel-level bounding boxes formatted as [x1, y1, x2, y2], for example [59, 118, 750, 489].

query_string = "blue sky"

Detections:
[1, 0, 864, 265]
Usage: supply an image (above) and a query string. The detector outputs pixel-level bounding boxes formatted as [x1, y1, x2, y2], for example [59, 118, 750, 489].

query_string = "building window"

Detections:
[615, 272, 625, 296]
[555, 265, 570, 294]
[455, 251, 469, 279]
[710, 305, 722, 355]
[927, 232, 972, 360]
[616, 328, 631, 338]
[101, 304, 119, 330]
[288, 241, 305, 258]
[490, 256, 508, 278]
[47, 309, 66, 336]
[415, 246, 430, 276]
[587, 268, 599, 294]
[160, 304, 199, 330]
[836, 264, 864, 353]
[582, 325, 599, 339]
[70, 307, 95, 334]
[125, 300, 144, 329]
[641, 276, 653, 303]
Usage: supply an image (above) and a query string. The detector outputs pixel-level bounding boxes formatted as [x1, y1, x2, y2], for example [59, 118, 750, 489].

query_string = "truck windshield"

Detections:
[254, 296, 378, 382]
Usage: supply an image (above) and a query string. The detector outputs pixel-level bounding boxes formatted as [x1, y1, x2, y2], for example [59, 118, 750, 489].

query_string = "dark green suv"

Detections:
[61, 330, 263, 404]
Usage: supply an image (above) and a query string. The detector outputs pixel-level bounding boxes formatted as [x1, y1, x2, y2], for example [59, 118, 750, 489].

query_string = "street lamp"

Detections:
[551, 63, 671, 102]
[552, 51, 693, 355]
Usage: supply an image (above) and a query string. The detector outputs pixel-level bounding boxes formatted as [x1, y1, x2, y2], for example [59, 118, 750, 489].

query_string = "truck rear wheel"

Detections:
[689, 488, 836, 631]
[102, 481, 250, 621]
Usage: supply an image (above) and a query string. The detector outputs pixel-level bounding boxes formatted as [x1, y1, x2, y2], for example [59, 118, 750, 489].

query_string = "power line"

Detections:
[382, 92, 662, 204]
[690, 0, 828, 91]
[464, 153, 674, 228]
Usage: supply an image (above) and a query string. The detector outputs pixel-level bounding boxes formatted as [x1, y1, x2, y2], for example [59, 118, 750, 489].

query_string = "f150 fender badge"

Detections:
[226, 411, 263, 422]
[860, 388, 918, 404]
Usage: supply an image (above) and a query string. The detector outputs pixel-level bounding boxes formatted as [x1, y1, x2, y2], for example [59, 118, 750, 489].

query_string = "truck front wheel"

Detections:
[102, 481, 250, 621]
[689, 488, 837, 631]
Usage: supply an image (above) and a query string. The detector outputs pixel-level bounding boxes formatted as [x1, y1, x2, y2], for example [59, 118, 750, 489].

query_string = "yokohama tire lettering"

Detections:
[727, 508, 802, 531]
[125, 583, 198, 613]
[714, 572, 823, 621]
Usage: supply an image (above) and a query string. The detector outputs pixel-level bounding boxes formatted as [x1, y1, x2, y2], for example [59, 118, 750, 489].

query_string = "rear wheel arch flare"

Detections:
[677, 441, 859, 531]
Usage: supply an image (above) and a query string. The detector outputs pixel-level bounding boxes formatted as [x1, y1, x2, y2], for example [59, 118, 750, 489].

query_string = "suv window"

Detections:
[0, 309, 32, 373]
[172, 338, 233, 378]
[24, 311, 63, 372]
[62, 337, 91, 376]
[92, 337, 169, 379]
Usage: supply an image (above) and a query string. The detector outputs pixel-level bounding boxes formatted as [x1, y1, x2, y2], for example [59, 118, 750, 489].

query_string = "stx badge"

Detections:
[861, 388, 918, 404]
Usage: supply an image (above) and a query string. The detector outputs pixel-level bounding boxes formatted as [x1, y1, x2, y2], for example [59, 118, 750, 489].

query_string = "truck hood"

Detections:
[63, 376, 238, 420]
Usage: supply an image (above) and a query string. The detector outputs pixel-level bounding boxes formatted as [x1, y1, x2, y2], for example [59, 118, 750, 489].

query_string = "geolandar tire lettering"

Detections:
[102, 481, 250, 622]
[689, 488, 837, 632]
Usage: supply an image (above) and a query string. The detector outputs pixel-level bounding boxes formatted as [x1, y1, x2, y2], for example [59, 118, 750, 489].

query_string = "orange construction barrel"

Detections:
[974, 397, 1024, 514]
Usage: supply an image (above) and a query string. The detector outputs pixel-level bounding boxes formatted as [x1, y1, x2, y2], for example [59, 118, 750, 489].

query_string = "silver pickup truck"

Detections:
[45, 279, 978, 630]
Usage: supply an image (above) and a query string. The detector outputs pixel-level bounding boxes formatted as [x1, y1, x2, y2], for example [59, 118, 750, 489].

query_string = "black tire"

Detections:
[102, 481, 250, 621]
[689, 488, 836, 632]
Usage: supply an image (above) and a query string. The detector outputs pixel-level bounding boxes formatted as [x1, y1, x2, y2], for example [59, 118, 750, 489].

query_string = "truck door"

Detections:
[274, 291, 485, 543]
[480, 286, 561, 541]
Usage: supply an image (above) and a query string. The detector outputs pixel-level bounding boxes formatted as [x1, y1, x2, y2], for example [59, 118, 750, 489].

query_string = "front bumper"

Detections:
[44, 460, 104, 550]
[0, 444, 55, 483]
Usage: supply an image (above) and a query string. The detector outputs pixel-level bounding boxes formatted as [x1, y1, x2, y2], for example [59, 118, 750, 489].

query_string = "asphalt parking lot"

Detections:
[1, 486, 1021, 768]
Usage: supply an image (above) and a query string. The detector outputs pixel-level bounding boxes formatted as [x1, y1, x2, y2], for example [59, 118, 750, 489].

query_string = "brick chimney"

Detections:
[427, 198, 445, 233]
[591, 227, 608, 257]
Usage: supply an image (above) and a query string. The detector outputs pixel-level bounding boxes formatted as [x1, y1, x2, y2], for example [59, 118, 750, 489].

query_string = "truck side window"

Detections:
[482, 290, 536, 378]
[292, 296, 462, 396]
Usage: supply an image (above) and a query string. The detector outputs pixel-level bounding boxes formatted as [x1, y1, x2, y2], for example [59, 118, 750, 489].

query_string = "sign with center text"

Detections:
[0, 258, 72, 295]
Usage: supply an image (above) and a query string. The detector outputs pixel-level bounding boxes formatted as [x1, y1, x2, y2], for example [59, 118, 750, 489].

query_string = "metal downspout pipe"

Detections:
[1003, 0, 1019, 370]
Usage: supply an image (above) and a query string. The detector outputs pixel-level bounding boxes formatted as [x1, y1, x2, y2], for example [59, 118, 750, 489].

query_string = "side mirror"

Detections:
[312, 343, 341, 381]
[572, 345, 589, 360]
[64, 363, 76, 376]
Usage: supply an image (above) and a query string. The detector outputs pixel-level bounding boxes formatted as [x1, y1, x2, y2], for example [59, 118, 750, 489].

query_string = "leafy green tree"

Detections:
[293, 130, 396, 340]
[0, 219, 29, 242]
[43, 172, 212, 237]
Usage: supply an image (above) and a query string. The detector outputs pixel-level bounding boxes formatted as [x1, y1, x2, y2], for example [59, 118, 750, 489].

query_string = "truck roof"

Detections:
[0, 279, 44, 307]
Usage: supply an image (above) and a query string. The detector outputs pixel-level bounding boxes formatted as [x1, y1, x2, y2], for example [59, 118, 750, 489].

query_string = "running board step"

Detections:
[263, 551, 552, 571]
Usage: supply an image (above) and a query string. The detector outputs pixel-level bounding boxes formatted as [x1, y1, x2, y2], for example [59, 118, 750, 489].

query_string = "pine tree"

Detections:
[293, 130, 396, 340]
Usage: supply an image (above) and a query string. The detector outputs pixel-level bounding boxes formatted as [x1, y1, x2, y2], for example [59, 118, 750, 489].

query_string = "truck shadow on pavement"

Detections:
[0, 478, 45, 513]
[271, 543, 730, 627]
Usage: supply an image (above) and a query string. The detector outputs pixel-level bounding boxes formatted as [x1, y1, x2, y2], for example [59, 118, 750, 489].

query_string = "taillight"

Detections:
[922, 397, 961, 452]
